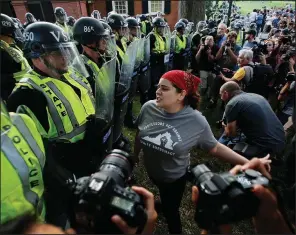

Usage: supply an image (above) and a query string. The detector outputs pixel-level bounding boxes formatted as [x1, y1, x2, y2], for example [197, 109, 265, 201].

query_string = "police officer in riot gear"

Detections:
[54, 7, 70, 37]
[6, 21, 95, 228]
[107, 13, 134, 151]
[67, 16, 76, 27]
[91, 10, 101, 20]
[139, 14, 152, 36]
[0, 13, 31, 102]
[172, 21, 187, 70]
[148, 16, 169, 100]
[124, 17, 142, 128]
[73, 17, 117, 157]
[24, 12, 36, 29]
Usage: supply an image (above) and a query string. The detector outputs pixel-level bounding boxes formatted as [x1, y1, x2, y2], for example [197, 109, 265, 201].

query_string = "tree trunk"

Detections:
[178, 0, 205, 26]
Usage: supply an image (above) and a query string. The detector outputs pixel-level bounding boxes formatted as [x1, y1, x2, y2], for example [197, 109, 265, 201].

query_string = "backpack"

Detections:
[243, 63, 274, 98]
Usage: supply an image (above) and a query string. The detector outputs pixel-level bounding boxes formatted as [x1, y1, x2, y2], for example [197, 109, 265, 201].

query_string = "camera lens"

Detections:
[98, 149, 133, 186]
[191, 164, 214, 185]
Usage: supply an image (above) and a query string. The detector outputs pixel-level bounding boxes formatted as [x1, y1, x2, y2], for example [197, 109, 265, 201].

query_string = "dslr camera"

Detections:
[188, 164, 269, 229]
[252, 41, 268, 56]
[212, 64, 222, 76]
[73, 149, 147, 234]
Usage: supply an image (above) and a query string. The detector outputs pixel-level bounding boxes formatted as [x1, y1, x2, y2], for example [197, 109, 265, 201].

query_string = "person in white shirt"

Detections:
[249, 9, 258, 23]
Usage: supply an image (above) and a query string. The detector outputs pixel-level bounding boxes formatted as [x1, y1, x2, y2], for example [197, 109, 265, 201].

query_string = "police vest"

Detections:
[151, 31, 166, 53]
[141, 21, 147, 35]
[0, 40, 32, 81]
[175, 34, 187, 53]
[117, 38, 127, 64]
[55, 22, 70, 36]
[1, 111, 46, 224]
[81, 55, 111, 94]
[14, 71, 95, 143]
[236, 30, 243, 45]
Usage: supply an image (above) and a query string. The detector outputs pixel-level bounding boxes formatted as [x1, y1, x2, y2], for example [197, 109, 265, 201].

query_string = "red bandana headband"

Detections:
[161, 70, 201, 95]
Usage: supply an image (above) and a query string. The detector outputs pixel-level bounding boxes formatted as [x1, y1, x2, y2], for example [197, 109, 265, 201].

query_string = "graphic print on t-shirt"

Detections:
[140, 121, 182, 156]
[143, 131, 178, 150]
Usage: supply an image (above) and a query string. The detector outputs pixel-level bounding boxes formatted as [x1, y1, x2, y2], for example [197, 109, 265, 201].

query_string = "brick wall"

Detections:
[165, 0, 178, 30]
[134, 1, 142, 15]
[92, 0, 107, 17]
[52, 1, 88, 19]
[12, 0, 28, 24]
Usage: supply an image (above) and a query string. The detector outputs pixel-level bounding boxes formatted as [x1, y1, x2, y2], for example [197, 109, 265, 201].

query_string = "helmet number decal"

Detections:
[84, 26, 94, 32]
[50, 31, 69, 42]
[2, 21, 12, 27]
[23, 32, 34, 41]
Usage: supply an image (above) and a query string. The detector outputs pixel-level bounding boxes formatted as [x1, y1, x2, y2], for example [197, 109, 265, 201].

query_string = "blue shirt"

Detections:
[217, 35, 227, 48]
[272, 18, 280, 28]
[256, 14, 263, 25]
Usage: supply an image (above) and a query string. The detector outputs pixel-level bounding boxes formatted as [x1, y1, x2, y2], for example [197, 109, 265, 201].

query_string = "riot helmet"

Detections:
[0, 14, 23, 42]
[152, 16, 167, 36]
[25, 13, 36, 23]
[234, 22, 241, 30]
[139, 14, 147, 21]
[67, 16, 76, 27]
[23, 22, 88, 78]
[54, 7, 67, 24]
[91, 10, 101, 20]
[179, 18, 189, 26]
[125, 17, 140, 38]
[107, 13, 128, 39]
[73, 17, 116, 58]
[174, 21, 186, 34]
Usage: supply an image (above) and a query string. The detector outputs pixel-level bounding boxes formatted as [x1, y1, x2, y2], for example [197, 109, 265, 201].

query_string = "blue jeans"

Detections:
[218, 132, 246, 146]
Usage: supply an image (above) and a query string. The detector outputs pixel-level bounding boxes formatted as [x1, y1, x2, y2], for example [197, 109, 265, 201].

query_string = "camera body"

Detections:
[188, 164, 269, 229]
[252, 41, 268, 56]
[73, 149, 147, 233]
[212, 64, 222, 76]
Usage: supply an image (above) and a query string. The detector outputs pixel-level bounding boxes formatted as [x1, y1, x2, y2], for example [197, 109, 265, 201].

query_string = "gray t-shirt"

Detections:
[225, 92, 285, 153]
[137, 100, 217, 182]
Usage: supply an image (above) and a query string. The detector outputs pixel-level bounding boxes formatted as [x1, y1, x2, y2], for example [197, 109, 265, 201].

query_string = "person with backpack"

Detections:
[220, 49, 273, 98]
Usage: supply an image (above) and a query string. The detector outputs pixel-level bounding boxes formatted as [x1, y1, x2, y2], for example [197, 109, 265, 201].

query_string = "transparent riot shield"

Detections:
[139, 36, 151, 95]
[117, 39, 139, 94]
[163, 25, 171, 72]
[134, 37, 144, 71]
[113, 39, 139, 145]
[95, 56, 116, 122]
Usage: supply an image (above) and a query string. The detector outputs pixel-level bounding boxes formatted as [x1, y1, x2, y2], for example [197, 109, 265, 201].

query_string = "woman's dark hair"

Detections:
[0, 213, 37, 234]
[173, 84, 200, 110]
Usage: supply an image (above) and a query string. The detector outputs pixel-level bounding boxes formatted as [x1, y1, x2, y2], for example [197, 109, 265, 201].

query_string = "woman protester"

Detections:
[133, 70, 271, 234]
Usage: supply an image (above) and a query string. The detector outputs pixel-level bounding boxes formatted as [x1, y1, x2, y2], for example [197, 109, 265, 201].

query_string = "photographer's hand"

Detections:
[230, 158, 293, 234]
[111, 186, 157, 234]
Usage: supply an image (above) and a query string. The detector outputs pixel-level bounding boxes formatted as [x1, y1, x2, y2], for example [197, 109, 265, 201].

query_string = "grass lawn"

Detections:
[228, 1, 295, 15]
[123, 94, 294, 234]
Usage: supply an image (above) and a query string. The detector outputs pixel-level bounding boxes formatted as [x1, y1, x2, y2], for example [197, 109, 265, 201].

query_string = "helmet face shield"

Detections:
[156, 26, 165, 35]
[41, 42, 89, 78]
[129, 26, 140, 39]
[56, 11, 67, 24]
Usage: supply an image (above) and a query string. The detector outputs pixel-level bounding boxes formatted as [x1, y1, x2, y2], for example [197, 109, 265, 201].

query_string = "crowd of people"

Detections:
[0, 2, 295, 234]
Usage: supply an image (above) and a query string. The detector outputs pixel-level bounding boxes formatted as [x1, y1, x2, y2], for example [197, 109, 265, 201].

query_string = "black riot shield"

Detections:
[113, 40, 138, 144]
